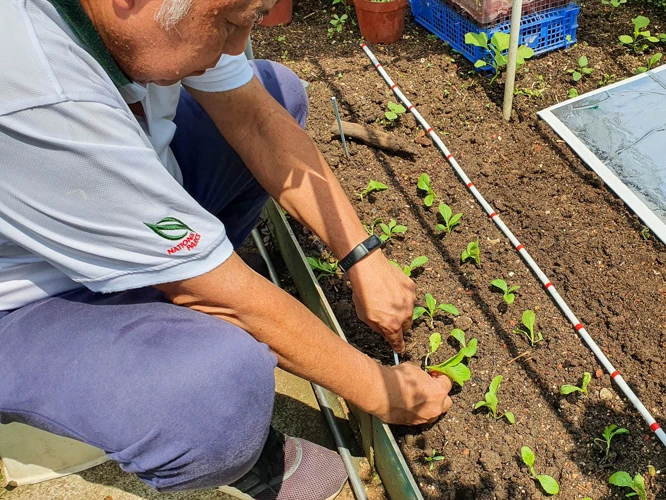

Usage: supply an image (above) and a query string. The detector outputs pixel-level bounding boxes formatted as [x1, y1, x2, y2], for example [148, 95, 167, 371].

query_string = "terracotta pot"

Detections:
[355, 0, 408, 44]
[259, 0, 293, 27]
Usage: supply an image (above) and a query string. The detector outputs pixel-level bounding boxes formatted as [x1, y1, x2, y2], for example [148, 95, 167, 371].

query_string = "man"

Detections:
[0, 0, 453, 497]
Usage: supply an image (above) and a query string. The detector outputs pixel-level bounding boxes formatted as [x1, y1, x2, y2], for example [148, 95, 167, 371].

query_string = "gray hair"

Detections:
[154, 0, 194, 30]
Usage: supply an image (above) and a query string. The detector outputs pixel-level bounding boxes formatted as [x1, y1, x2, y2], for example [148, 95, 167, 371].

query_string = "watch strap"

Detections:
[339, 235, 384, 273]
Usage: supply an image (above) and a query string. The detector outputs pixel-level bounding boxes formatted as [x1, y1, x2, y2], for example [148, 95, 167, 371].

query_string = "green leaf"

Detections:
[650, 52, 663, 65]
[491, 279, 508, 292]
[435, 224, 446, 231]
[461, 249, 470, 262]
[439, 203, 452, 222]
[460, 338, 478, 358]
[429, 332, 442, 354]
[489, 375, 503, 394]
[505, 293, 515, 305]
[411, 256, 428, 268]
[144, 217, 193, 240]
[522, 310, 536, 332]
[582, 67, 594, 74]
[517, 45, 534, 62]
[633, 474, 647, 499]
[619, 35, 634, 44]
[465, 32, 488, 48]
[412, 306, 427, 319]
[474, 59, 488, 68]
[568, 88, 579, 98]
[609, 471, 634, 488]
[450, 328, 467, 347]
[507, 285, 520, 293]
[388, 101, 405, 113]
[633, 16, 650, 30]
[449, 213, 463, 227]
[485, 392, 498, 412]
[441, 363, 471, 386]
[425, 194, 434, 207]
[389, 259, 401, 269]
[521, 446, 535, 467]
[573, 71, 582, 82]
[417, 173, 431, 191]
[581, 371, 592, 393]
[385, 111, 397, 120]
[536, 475, 559, 495]
[474, 400, 489, 410]
[379, 223, 390, 235]
[425, 293, 436, 312]
[393, 225, 408, 234]
[578, 56, 589, 67]
[491, 32, 511, 52]
[438, 303, 459, 316]
[505, 411, 515, 424]
[560, 384, 581, 395]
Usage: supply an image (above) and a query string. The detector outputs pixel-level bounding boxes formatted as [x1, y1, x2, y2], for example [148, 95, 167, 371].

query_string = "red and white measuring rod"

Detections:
[360, 42, 666, 447]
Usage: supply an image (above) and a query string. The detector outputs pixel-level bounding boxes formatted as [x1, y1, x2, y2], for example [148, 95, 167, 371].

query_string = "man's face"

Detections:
[95, 0, 276, 85]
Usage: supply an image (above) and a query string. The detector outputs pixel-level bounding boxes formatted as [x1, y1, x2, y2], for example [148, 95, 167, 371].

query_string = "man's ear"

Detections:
[113, 0, 135, 11]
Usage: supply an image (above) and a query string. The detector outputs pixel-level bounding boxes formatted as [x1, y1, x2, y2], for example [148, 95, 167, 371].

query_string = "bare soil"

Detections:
[253, 0, 666, 498]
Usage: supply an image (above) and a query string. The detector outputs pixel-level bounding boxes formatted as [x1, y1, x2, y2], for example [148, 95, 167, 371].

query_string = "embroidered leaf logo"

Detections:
[144, 217, 193, 241]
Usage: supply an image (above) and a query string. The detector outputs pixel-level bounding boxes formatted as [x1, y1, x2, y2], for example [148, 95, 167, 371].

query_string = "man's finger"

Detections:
[385, 328, 405, 354]
[401, 316, 413, 334]
[441, 395, 453, 414]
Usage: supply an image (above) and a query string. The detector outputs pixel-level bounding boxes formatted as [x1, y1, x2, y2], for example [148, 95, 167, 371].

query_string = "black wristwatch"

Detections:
[339, 235, 385, 273]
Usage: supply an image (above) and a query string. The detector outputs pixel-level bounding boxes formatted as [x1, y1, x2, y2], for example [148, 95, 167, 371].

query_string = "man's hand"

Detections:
[346, 251, 417, 353]
[373, 362, 453, 425]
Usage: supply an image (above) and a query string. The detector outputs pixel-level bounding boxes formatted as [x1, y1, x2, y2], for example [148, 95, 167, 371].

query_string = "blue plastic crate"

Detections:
[410, 0, 580, 65]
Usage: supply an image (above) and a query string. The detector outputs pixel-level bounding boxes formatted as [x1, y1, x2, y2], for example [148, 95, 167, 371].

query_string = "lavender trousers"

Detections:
[0, 60, 308, 492]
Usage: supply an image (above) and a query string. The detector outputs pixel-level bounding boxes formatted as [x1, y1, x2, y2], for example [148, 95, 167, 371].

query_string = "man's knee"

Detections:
[250, 59, 309, 128]
[114, 319, 277, 492]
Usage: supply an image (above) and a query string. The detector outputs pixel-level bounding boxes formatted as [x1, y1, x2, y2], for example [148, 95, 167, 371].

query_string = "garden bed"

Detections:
[253, 0, 666, 497]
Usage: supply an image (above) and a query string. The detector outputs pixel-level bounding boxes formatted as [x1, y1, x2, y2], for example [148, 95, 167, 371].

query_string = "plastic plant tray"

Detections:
[410, 0, 579, 65]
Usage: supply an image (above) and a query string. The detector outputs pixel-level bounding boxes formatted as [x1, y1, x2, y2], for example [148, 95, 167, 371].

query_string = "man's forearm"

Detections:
[155, 253, 388, 414]
[186, 81, 369, 260]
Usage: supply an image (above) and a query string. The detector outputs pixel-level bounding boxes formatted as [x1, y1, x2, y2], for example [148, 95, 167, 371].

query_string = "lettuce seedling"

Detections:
[385, 101, 406, 121]
[413, 293, 459, 328]
[359, 180, 387, 201]
[601, 0, 626, 17]
[390, 256, 428, 277]
[491, 279, 520, 305]
[521, 446, 560, 495]
[619, 16, 660, 53]
[637, 52, 662, 73]
[417, 173, 438, 207]
[560, 372, 591, 396]
[424, 449, 445, 470]
[362, 217, 383, 235]
[307, 257, 339, 280]
[474, 375, 515, 424]
[425, 329, 477, 386]
[609, 471, 647, 500]
[513, 310, 543, 346]
[465, 32, 534, 84]
[568, 56, 594, 82]
[436, 204, 462, 233]
[594, 424, 629, 459]
[379, 219, 407, 242]
[461, 239, 481, 268]
[425, 332, 442, 366]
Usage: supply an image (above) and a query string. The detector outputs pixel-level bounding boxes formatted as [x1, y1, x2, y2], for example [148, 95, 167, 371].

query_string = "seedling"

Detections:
[474, 375, 515, 424]
[277, 35, 286, 42]
[521, 446, 560, 495]
[568, 56, 594, 82]
[490, 279, 520, 305]
[601, 0, 626, 16]
[424, 449, 445, 470]
[413, 293, 459, 328]
[307, 257, 339, 280]
[513, 310, 543, 346]
[436, 204, 462, 233]
[390, 256, 428, 277]
[359, 179, 387, 201]
[425, 329, 478, 386]
[637, 52, 662, 73]
[379, 219, 407, 242]
[609, 471, 647, 499]
[417, 173, 438, 207]
[385, 101, 406, 122]
[568, 88, 579, 98]
[328, 13, 348, 38]
[425, 332, 442, 366]
[598, 73, 616, 86]
[560, 371, 591, 396]
[362, 217, 383, 235]
[461, 239, 481, 268]
[514, 75, 546, 98]
[619, 16, 660, 54]
[464, 32, 534, 84]
[594, 424, 629, 459]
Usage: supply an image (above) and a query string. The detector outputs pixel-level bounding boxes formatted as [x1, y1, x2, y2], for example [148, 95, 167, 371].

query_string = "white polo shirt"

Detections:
[0, 0, 255, 311]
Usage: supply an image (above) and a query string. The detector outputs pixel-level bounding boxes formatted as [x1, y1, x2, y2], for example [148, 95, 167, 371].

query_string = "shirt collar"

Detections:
[46, 0, 132, 88]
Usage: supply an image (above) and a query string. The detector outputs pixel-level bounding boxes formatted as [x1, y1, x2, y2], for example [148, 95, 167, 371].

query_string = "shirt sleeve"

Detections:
[0, 101, 234, 293]
[181, 53, 254, 93]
